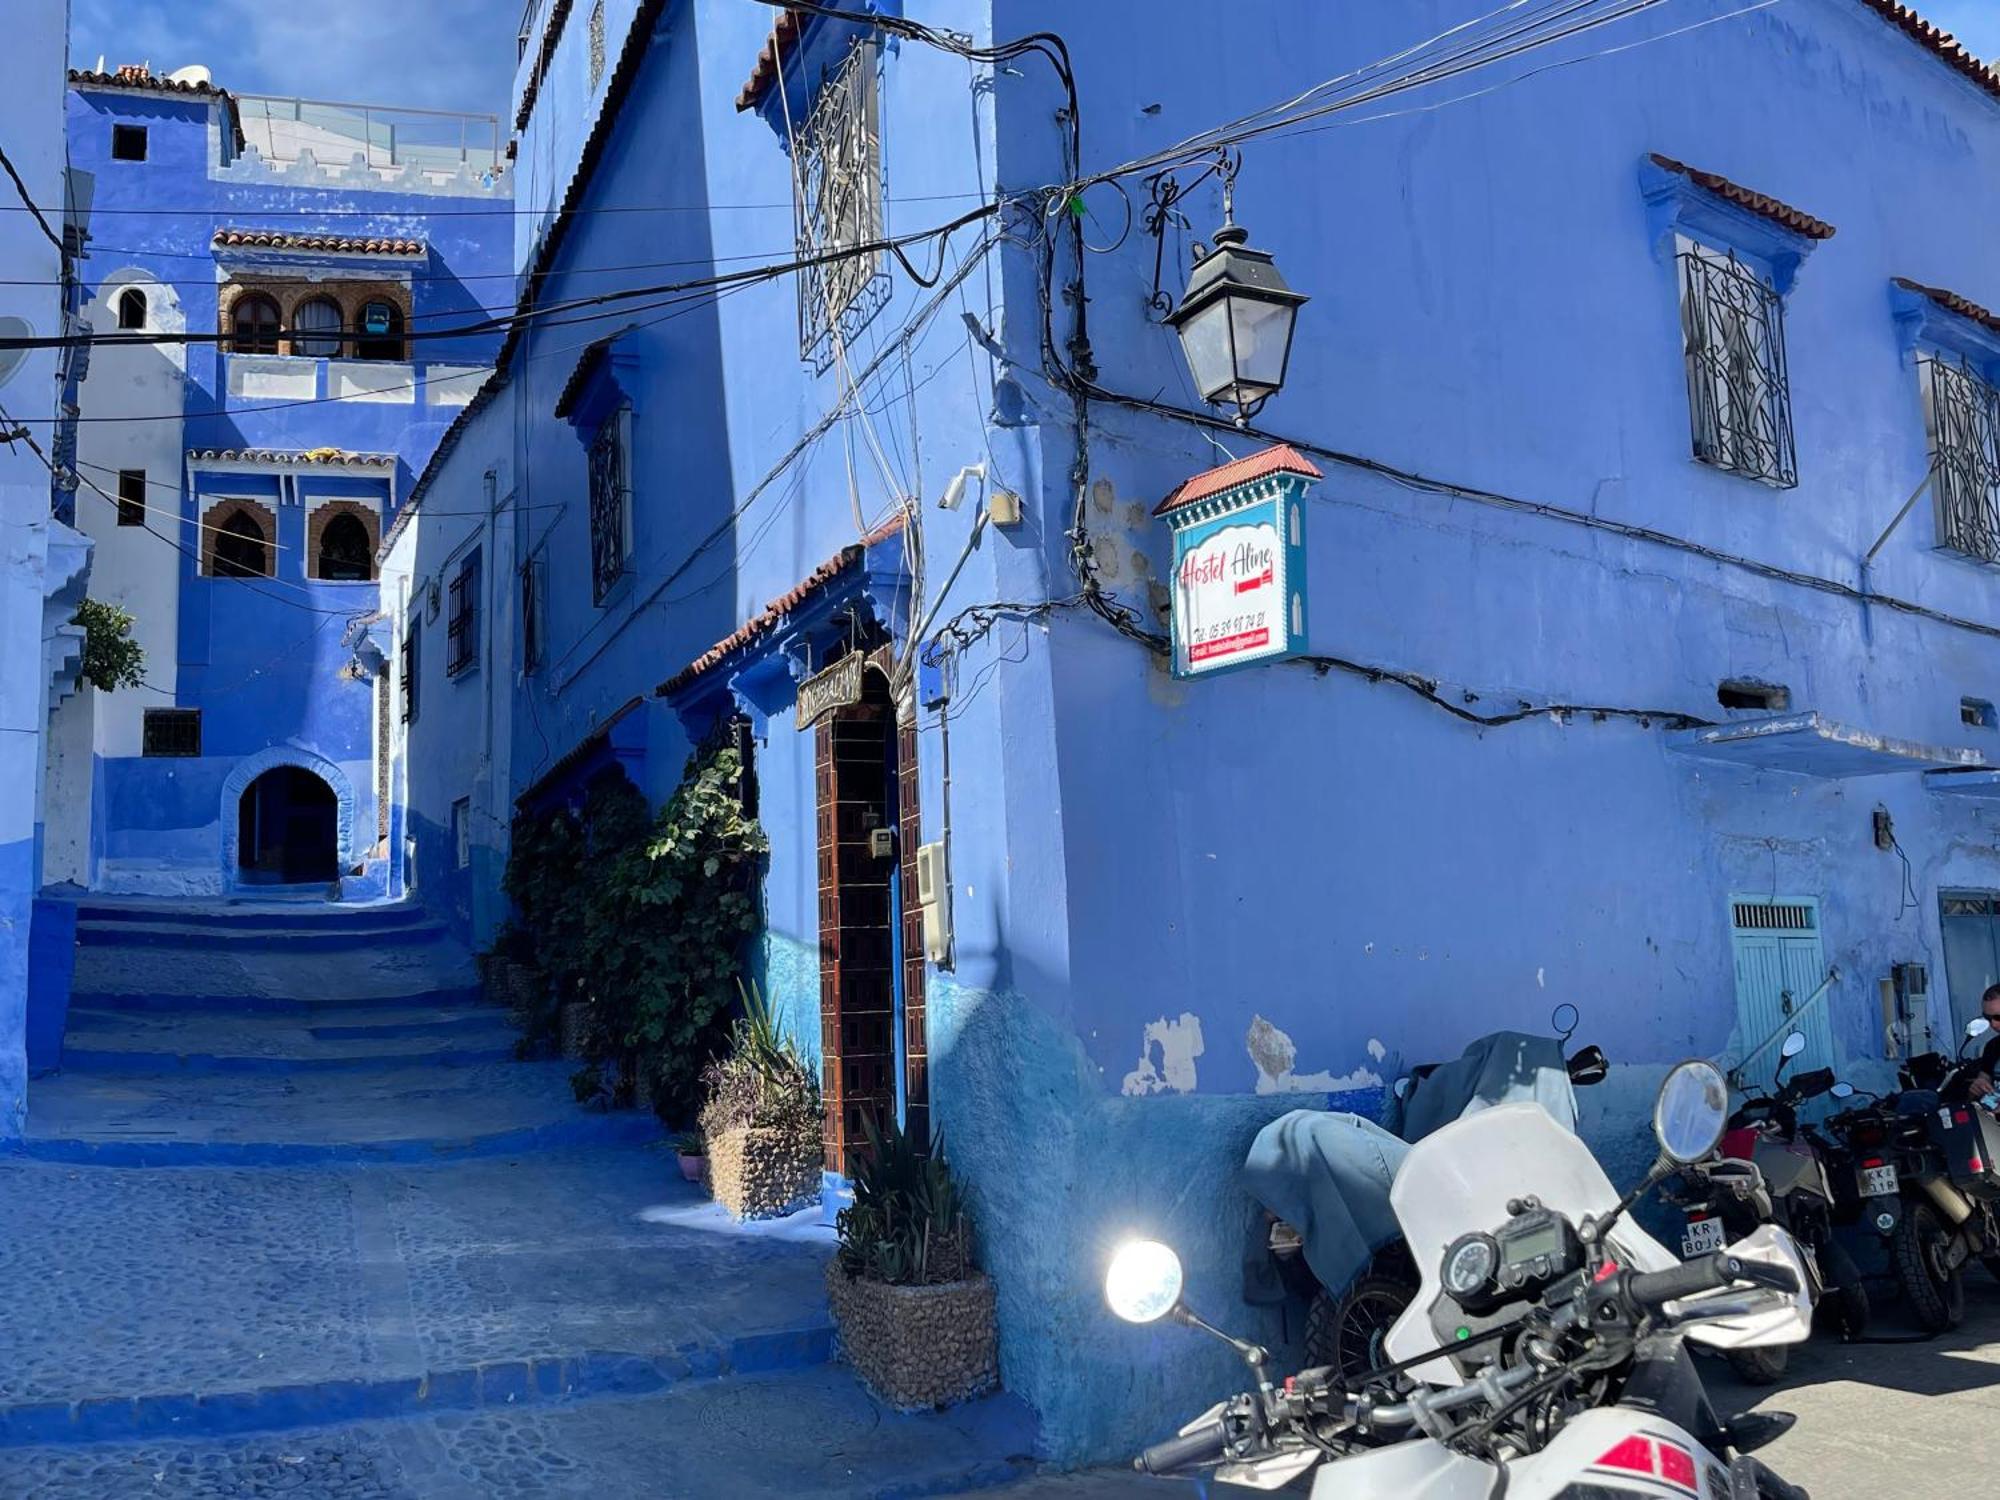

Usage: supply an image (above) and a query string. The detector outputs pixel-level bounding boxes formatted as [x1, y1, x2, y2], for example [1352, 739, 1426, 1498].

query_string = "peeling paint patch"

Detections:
[1122, 1012, 1204, 1096]
[1537, 967, 1546, 989]
[1245, 1015, 1385, 1096]
[1367, 1037, 1387, 1062]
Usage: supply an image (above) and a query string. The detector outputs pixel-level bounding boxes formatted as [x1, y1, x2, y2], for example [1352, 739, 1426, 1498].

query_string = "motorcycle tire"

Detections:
[1306, 1275, 1417, 1382]
[1725, 1344, 1788, 1386]
[1894, 1200, 1966, 1332]
[1819, 1238, 1870, 1340]
[1983, 1255, 2000, 1287]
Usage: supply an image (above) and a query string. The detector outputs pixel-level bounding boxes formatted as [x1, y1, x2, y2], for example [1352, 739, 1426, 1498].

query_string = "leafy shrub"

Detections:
[73, 598, 146, 693]
[835, 1116, 976, 1287]
[699, 979, 821, 1141]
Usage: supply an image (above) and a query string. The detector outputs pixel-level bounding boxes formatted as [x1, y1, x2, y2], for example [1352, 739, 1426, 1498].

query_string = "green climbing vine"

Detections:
[501, 729, 768, 1120]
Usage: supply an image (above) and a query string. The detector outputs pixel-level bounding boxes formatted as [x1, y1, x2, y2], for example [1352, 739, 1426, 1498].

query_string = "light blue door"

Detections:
[1730, 898, 1834, 1074]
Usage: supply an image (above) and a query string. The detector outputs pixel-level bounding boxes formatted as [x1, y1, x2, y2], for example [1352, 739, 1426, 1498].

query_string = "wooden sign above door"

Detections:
[797, 652, 864, 731]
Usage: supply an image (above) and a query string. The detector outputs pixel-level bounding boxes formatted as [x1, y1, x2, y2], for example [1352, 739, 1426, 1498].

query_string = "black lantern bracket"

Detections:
[1143, 148, 1242, 318]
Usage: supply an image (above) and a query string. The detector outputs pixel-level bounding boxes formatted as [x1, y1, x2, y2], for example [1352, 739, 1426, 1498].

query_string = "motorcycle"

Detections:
[1110, 1060, 1813, 1497]
[1246, 1007, 1609, 1380]
[1826, 1015, 2000, 1330]
[1665, 1030, 1867, 1382]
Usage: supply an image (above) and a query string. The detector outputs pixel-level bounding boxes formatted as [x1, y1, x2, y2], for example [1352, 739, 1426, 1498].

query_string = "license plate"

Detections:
[1681, 1216, 1726, 1256]
[1862, 1164, 1899, 1196]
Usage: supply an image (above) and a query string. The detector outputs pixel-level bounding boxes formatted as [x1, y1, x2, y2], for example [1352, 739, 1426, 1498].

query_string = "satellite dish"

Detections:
[0, 318, 33, 389]
[166, 65, 212, 86]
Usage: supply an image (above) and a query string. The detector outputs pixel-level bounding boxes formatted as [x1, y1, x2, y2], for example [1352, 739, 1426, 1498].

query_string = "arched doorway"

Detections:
[237, 766, 340, 884]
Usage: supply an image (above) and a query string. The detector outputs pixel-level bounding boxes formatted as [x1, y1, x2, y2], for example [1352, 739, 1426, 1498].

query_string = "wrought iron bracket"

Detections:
[1143, 148, 1240, 318]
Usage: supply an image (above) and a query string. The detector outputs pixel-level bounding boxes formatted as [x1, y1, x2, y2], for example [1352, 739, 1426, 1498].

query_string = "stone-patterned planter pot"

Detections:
[559, 1001, 590, 1061]
[630, 1062, 655, 1115]
[708, 1124, 820, 1220]
[504, 962, 546, 1021]
[825, 1263, 998, 1411]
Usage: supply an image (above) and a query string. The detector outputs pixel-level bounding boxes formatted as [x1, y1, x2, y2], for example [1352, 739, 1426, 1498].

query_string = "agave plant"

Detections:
[836, 1113, 975, 1287]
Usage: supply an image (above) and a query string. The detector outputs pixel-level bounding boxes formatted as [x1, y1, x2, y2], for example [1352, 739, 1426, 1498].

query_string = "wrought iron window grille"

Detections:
[1923, 355, 2000, 565]
[521, 555, 542, 673]
[447, 555, 479, 677]
[1677, 246, 1797, 488]
[400, 623, 418, 724]
[588, 410, 631, 604]
[792, 40, 889, 372]
[142, 708, 202, 758]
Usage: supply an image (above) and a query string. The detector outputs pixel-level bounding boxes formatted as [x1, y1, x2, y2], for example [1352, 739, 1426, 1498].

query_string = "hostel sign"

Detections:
[1154, 444, 1319, 678]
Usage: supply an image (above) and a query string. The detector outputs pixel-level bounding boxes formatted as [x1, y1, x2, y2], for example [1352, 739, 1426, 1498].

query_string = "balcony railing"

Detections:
[233, 93, 502, 181]
[223, 354, 491, 411]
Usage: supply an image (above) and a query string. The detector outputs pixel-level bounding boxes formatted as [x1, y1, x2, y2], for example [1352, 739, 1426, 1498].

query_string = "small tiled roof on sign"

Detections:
[1154, 444, 1323, 517]
[69, 64, 225, 97]
[214, 228, 426, 258]
[656, 515, 905, 698]
[737, 8, 809, 112]
[1855, 1, 2000, 104]
[1647, 155, 1838, 241]
[1894, 277, 2000, 335]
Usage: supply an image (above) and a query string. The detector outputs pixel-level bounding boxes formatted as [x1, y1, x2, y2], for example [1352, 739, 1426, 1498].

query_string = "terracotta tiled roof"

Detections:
[1856, 1, 2000, 103]
[736, 8, 809, 112]
[656, 516, 905, 698]
[1647, 155, 1838, 241]
[213, 228, 426, 258]
[553, 333, 623, 421]
[515, 0, 579, 132]
[1155, 444, 1323, 517]
[68, 65, 225, 97]
[189, 448, 396, 468]
[516, 695, 646, 809]
[1894, 277, 2000, 334]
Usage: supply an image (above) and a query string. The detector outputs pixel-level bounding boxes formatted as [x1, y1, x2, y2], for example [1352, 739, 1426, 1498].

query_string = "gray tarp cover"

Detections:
[1242, 1032, 1574, 1301]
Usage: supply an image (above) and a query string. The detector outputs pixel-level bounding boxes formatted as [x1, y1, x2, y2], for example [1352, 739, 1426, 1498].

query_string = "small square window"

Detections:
[117, 469, 146, 526]
[1963, 698, 1996, 730]
[1718, 679, 1790, 712]
[111, 125, 148, 162]
[142, 708, 201, 757]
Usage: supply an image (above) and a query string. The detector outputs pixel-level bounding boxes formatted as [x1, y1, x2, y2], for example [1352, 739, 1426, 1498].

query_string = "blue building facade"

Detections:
[389, 0, 2000, 1461]
[45, 65, 511, 899]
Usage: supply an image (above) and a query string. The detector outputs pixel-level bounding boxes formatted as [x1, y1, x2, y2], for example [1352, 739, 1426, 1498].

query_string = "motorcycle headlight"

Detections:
[1104, 1239, 1184, 1324]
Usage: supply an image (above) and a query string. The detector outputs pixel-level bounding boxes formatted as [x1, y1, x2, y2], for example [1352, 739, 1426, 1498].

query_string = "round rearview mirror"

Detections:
[1780, 1032, 1807, 1060]
[1830, 1081, 1855, 1099]
[1551, 1002, 1580, 1040]
[1654, 1059, 1730, 1165]
[1393, 1077, 1412, 1101]
[1105, 1240, 1184, 1325]
[1968, 1017, 1993, 1041]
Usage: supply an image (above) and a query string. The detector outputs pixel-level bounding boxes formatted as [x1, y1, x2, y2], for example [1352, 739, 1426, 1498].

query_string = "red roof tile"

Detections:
[737, 8, 809, 113]
[656, 515, 905, 697]
[1856, 1, 2000, 103]
[1647, 155, 1838, 241]
[515, 0, 579, 132]
[1895, 277, 2000, 334]
[1155, 444, 1323, 517]
[214, 228, 426, 258]
[69, 66, 225, 98]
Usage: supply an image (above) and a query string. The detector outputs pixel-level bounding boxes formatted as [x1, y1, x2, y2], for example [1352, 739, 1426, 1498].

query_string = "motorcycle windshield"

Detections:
[1382, 1102, 1678, 1378]
[1385, 1031, 1578, 1143]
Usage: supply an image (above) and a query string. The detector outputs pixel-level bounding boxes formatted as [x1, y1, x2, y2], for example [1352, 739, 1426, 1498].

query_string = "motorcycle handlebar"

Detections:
[1134, 1420, 1229, 1475]
[1628, 1253, 1800, 1309]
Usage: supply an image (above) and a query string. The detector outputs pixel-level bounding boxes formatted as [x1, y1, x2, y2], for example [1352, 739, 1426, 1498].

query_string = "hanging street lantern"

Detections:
[1166, 182, 1307, 427]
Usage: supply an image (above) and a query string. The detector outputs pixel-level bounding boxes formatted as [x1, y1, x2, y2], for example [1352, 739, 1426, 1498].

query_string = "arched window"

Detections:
[230, 292, 282, 355]
[317, 512, 373, 581]
[213, 508, 269, 578]
[292, 296, 343, 358]
[117, 287, 147, 330]
[355, 300, 406, 361]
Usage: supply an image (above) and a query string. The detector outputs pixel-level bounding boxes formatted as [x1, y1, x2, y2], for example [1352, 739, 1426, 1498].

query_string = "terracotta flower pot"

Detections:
[676, 1152, 706, 1184]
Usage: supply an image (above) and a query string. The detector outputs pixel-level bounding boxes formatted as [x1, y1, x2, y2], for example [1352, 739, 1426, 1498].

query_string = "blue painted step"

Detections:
[73, 900, 438, 933]
[76, 919, 451, 954]
[68, 983, 487, 1015]
[6, 1114, 664, 1168]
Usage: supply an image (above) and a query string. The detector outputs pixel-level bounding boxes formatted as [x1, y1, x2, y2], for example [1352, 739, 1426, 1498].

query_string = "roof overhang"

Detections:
[1669, 711, 1987, 777]
[188, 448, 397, 481]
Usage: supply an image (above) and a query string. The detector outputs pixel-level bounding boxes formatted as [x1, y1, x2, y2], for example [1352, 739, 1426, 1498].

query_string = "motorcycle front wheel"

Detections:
[1894, 1200, 1966, 1331]
[1306, 1275, 1416, 1381]
[1725, 1344, 1788, 1386]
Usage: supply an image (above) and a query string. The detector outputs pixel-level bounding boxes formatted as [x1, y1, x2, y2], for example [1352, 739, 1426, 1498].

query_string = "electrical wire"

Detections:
[0, 139, 64, 255]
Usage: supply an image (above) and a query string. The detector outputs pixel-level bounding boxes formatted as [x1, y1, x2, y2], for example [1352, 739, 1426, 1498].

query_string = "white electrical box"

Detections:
[915, 841, 951, 966]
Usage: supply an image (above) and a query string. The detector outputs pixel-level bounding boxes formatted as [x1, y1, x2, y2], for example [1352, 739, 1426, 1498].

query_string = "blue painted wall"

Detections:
[66, 74, 511, 896]
[393, 0, 2000, 1463]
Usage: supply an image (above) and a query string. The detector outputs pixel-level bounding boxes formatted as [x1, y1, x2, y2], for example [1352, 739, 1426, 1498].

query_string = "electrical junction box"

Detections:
[915, 841, 951, 966]
[868, 827, 895, 860]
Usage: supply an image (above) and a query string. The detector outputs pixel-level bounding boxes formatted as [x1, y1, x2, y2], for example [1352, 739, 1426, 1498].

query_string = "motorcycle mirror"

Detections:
[1565, 1045, 1609, 1087]
[1104, 1240, 1184, 1325]
[1393, 1077, 1412, 1101]
[1968, 1017, 1994, 1041]
[1830, 1081, 1855, 1099]
[1551, 1002, 1580, 1044]
[1780, 1032, 1808, 1060]
[1653, 1059, 1730, 1165]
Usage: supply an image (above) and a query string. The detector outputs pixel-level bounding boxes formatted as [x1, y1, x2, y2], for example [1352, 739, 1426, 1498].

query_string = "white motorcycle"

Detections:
[1105, 1059, 1814, 1498]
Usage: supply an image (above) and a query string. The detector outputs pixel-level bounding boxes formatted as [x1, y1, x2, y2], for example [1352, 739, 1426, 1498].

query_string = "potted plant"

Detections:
[672, 1129, 707, 1184]
[827, 1117, 998, 1411]
[698, 981, 822, 1220]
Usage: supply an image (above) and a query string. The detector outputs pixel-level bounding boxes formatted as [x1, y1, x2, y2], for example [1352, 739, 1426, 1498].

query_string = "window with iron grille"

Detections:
[1922, 355, 2000, 564]
[588, 410, 630, 603]
[521, 553, 543, 673]
[1677, 244, 1797, 488]
[142, 708, 201, 757]
[400, 617, 418, 724]
[791, 40, 888, 371]
[447, 551, 480, 676]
